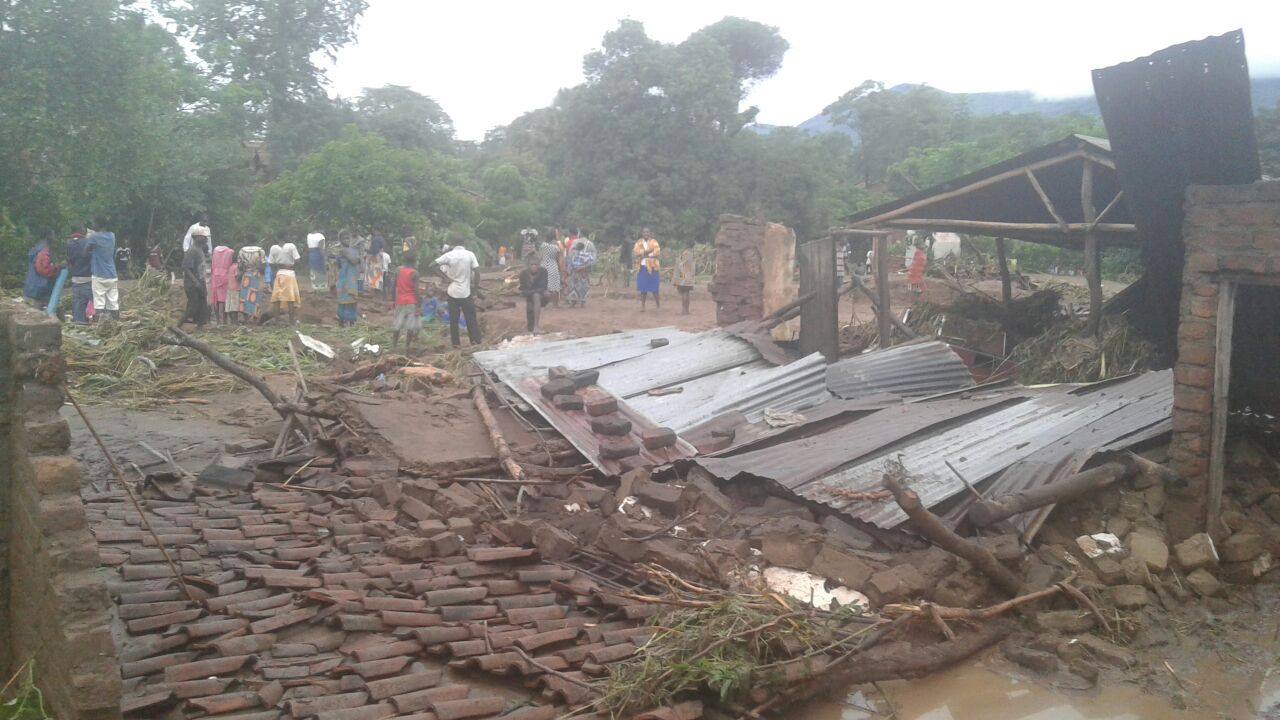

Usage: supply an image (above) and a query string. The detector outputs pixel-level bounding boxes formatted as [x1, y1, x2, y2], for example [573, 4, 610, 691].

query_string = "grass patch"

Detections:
[1, 662, 50, 720]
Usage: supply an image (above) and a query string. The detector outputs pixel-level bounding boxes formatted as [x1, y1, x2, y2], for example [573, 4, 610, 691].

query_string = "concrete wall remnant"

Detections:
[0, 304, 121, 719]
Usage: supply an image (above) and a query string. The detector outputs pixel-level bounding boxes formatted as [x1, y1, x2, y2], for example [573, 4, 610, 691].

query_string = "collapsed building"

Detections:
[1, 29, 1278, 720]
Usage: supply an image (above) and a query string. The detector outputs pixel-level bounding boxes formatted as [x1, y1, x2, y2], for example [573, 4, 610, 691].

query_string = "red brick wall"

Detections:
[0, 305, 121, 719]
[1170, 182, 1280, 488]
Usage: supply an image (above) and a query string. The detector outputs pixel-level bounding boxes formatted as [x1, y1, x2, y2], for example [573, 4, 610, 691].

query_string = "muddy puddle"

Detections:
[798, 660, 1280, 720]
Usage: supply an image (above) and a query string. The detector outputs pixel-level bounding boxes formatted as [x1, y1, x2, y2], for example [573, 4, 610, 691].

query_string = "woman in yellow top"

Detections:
[633, 227, 661, 311]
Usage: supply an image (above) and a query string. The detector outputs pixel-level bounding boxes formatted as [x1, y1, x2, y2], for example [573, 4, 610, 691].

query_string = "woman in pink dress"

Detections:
[208, 245, 235, 324]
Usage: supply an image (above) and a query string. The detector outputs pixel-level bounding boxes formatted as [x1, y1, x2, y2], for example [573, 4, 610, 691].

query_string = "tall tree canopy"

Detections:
[356, 85, 456, 153]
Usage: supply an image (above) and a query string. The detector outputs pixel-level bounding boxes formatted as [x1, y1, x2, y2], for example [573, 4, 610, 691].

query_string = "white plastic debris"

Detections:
[761, 566, 869, 612]
[350, 337, 380, 358]
[296, 331, 334, 360]
[1076, 533, 1124, 559]
[563, 503, 582, 513]
[763, 409, 807, 428]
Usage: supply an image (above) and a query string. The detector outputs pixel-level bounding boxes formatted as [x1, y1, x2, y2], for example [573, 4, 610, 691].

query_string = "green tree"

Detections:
[824, 81, 958, 185]
[356, 85, 456, 153]
[249, 129, 466, 239]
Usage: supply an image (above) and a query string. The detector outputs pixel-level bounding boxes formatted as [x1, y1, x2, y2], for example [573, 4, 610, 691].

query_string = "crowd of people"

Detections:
[21, 218, 700, 349]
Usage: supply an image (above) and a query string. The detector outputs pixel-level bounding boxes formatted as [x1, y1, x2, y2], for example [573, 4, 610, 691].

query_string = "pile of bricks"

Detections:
[85, 463, 672, 719]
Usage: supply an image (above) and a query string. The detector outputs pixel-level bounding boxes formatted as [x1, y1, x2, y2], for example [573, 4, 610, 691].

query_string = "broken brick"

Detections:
[540, 377, 577, 399]
[584, 392, 618, 416]
[590, 415, 632, 436]
[640, 426, 677, 450]
[552, 394, 583, 410]
[598, 437, 640, 460]
[570, 369, 599, 388]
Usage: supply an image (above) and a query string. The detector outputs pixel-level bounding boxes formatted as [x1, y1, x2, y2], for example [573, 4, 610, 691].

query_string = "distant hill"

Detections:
[754, 77, 1280, 138]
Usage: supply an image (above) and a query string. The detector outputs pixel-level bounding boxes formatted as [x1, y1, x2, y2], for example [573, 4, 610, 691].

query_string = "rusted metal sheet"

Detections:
[472, 327, 696, 387]
[694, 393, 1024, 487]
[595, 330, 761, 398]
[513, 376, 697, 474]
[825, 341, 974, 400]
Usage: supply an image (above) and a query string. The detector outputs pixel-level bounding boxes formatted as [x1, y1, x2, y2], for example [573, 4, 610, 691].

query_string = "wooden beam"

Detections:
[850, 150, 1089, 228]
[798, 237, 839, 361]
[873, 234, 893, 348]
[994, 237, 1012, 304]
[1024, 169, 1068, 231]
[1081, 162, 1103, 339]
[1208, 280, 1236, 534]
[1088, 190, 1125, 231]
[879, 219, 1137, 235]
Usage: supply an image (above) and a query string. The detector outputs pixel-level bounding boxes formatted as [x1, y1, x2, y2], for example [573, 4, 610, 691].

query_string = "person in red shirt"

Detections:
[391, 259, 421, 351]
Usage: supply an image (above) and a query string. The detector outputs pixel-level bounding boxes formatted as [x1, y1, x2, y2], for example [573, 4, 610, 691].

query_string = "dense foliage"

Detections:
[2, 1, 1277, 287]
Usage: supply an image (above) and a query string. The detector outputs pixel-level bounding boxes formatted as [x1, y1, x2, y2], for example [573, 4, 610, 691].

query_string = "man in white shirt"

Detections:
[433, 237, 481, 347]
[305, 231, 327, 292]
[183, 216, 212, 256]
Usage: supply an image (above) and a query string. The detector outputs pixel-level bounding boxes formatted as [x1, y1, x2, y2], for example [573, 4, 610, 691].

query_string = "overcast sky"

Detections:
[327, 0, 1280, 141]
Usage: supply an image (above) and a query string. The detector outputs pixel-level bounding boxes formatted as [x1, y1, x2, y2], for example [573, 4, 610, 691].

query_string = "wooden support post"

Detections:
[1208, 280, 1236, 534]
[873, 233, 892, 348]
[1081, 163, 1103, 339]
[994, 237, 1012, 305]
[798, 237, 839, 361]
[1025, 169, 1068, 231]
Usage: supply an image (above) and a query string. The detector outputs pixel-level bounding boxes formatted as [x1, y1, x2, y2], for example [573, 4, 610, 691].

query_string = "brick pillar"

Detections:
[0, 305, 122, 719]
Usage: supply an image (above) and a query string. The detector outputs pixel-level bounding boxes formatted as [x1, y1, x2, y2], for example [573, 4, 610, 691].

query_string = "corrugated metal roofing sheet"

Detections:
[825, 341, 975, 400]
[595, 330, 761, 398]
[627, 360, 774, 431]
[472, 327, 696, 387]
[803, 371, 1172, 528]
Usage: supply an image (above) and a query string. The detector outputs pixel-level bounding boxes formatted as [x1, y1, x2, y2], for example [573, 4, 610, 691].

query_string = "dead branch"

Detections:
[320, 355, 413, 384]
[882, 459, 1022, 595]
[472, 385, 526, 484]
[822, 621, 1010, 685]
[881, 582, 1064, 621]
[165, 326, 284, 409]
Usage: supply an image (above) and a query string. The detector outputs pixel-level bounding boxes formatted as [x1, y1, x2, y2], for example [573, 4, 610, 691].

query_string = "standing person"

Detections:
[237, 245, 266, 324]
[183, 215, 212, 256]
[180, 240, 209, 328]
[633, 227, 661, 311]
[433, 238, 482, 348]
[363, 240, 388, 298]
[147, 246, 163, 271]
[269, 241, 302, 323]
[520, 228, 538, 261]
[379, 247, 393, 301]
[335, 237, 361, 327]
[518, 255, 548, 333]
[674, 248, 695, 315]
[497, 245, 508, 270]
[66, 232, 93, 323]
[265, 242, 280, 287]
[907, 244, 928, 296]
[22, 235, 62, 307]
[86, 219, 120, 319]
[208, 244, 235, 324]
[390, 257, 421, 351]
[538, 233, 562, 307]
[565, 233, 596, 308]
[306, 231, 327, 293]
[223, 251, 243, 324]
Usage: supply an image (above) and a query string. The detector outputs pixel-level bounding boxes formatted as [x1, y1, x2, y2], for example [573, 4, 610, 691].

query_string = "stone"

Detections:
[540, 377, 577, 399]
[429, 532, 465, 558]
[809, 544, 874, 588]
[1220, 532, 1266, 563]
[552, 394, 583, 411]
[590, 415, 632, 436]
[640, 427, 677, 450]
[1261, 494, 1280, 525]
[761, 535, 821, 570]
[592, 517, 648, 563]
[1033, 611, 1097, 634]
[1219, 553, 1272, 584]
[1121, 557, 1154, 588]
[385, 536, 434, 561]
[864, 565, 928, 606]
[819, 515, 874, 550]
[649, 338, 669, 348]
[1092, 557, 1127, 585]
[1173, 533, 1219, 571]
[547, 366, 573, 379]
[495, 519, 535, 546]
[632, 479, 681, 513]
[446, 517, 475, 543]
[1021, 561, 1058, 593]
[930, 573, 989, 608]
[1075, 635, 1136, 668]
[678, 471, 735, 519]
[1185, 568, 1223, 597]
[1103, 584, 1150, 609]
[1143, 485, 1166, 517]
[644, 539, 707, 579]
[1127, 530, 1169, 573]
[598, 437, 640, 460]
[1076, 533, 1124, 560]
[1002, 644, 1059, 674]
[532, 522, 577, 561]
[975, 534, 1024, 564]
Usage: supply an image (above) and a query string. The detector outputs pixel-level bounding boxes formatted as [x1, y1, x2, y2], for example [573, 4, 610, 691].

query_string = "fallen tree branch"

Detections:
[320, 355, 413, 384]
[880, 582, 1065, 621]
[882, 459, 1022, 595]
[165, 326, 284, 409]
[472, 384, 526, 484]
[822, 621, 1010, 685]
[967, 452, 1179, 527]
[844, 274, 919, 339]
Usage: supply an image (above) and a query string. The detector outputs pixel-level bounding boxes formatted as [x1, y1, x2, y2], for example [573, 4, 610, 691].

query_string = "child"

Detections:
[674, 249, 695, 315]
[391, 261, 421, 351]
[518, 255, 548, 333]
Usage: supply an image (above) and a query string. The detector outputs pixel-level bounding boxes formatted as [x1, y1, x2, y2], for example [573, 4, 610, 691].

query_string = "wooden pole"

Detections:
[1024, 169, 1068, 231]
[166, 326, 285, 409]
[873, 233, 892, 348]
[994, 237, 1012, 305]
[1208, 281, 1236, 534]
[1081, 162, 1103, 339]
[880, 219, 1136, 235]
[472, 385, 527, 484]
